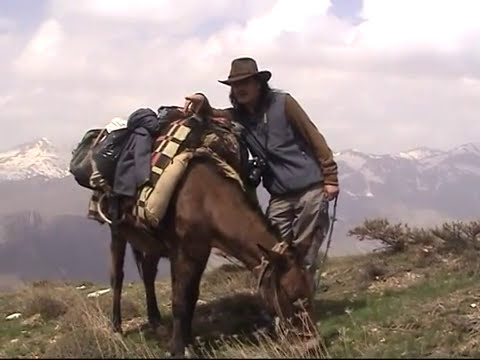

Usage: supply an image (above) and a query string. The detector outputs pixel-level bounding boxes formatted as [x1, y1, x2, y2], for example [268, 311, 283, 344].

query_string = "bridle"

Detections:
[254, 241, 314, 337]
[255, 241, 288, 292]
[255, 241, 288, 320]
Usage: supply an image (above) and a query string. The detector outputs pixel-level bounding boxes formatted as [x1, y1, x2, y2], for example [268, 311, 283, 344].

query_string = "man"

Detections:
[184, 57, 339, 275]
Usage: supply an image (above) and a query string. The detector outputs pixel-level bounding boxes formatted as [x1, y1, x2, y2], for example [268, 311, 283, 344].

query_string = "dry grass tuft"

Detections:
[192, 312, 329, 359]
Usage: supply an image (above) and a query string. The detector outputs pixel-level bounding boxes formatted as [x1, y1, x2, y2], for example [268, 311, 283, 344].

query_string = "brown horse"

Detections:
[90, 112, 316, 357]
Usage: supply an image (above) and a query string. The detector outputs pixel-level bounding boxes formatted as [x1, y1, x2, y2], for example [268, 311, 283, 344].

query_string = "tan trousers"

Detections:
[266, 183, 330, 273]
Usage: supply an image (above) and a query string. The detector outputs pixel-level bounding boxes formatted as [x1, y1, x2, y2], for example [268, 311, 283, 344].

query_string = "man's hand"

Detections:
[323, 184, 339, 201]
[183, 93, 205, 114]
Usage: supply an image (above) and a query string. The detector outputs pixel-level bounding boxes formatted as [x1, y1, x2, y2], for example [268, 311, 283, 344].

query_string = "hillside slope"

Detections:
[1, 218, 480, 358]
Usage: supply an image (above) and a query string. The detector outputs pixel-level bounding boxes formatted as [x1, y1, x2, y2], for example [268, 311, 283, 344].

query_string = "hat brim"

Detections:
[218, 71, 272, 86]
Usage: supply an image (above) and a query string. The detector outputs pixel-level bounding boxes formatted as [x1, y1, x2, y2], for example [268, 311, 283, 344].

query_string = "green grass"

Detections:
[316, 268, 480, 358]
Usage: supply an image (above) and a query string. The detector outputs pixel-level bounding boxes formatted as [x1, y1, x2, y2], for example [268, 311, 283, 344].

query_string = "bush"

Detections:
[431, 220, 480, 253]
[21, 290, 68, 321]
[347, 218, 413, 253]
[348, 217, 480, 255]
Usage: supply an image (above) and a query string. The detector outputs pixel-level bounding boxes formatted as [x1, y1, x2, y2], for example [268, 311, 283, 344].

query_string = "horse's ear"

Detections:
[257, 244, 286, 268]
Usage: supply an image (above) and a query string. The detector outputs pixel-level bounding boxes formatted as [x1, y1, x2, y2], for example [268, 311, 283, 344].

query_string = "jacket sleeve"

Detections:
[284, 94, 339, 186]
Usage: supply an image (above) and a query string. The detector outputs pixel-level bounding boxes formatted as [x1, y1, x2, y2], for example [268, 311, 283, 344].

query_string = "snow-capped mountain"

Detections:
[335, 142, 480, 196]
[0, 137, 70, 182]
[0, 135, 478, 221]
[398, 146, 446, 161]
[1, 136, 479, 200]
[333, 142, 480, 225]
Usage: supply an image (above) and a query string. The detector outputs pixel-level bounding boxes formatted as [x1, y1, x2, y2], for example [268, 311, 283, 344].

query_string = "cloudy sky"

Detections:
[1, 0, 479, 154]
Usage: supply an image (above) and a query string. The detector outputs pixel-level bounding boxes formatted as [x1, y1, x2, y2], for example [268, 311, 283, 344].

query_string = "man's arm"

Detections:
[190, 93, 233, 120]
[284, 94, 339, 186]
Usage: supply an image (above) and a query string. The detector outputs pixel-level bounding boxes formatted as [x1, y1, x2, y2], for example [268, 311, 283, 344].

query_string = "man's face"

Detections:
[231, 77, 261, 106]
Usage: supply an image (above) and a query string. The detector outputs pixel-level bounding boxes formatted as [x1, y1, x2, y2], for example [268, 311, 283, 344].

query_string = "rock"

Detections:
[5, 313, 22, 320]
[319, 284, 330, 292]
[87, 288, 111, 298]
[123, 317, 144, 333]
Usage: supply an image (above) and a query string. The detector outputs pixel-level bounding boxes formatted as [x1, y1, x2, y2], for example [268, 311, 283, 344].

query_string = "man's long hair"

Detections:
[229, 75, 274, 119]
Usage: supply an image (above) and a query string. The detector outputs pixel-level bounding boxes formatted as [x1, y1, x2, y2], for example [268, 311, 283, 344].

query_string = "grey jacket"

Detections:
[238, 91, 323, 195]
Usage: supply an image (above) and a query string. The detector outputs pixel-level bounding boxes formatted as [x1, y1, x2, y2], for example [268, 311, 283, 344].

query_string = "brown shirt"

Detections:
[198, 93, 339, 186]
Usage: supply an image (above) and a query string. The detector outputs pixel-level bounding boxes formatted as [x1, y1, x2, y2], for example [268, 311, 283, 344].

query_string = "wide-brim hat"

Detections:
[218, 57, 272, 86]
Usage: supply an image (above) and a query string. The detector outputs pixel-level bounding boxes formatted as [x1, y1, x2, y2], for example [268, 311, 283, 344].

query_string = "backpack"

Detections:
[90, 127, 130, 187]
[69, 128, 103, 189]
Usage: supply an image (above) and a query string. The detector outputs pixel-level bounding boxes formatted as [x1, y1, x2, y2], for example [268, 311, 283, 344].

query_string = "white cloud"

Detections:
[357, 0, 480, 52]
[14, 19, 65, 76]
[0, 95, 14, 108]
[72, 0, 174, 20]
[48, 0, 277, 37]
[241, 0, 331, 44]
[1, 0, 480, 154]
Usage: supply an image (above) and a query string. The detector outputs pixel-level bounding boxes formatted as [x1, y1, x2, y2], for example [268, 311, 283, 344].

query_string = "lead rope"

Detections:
[315, 194, 339, 290]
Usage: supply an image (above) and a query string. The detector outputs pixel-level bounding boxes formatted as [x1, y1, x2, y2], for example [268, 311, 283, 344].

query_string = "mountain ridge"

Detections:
[2, 135, 479, 183]
[1, 136, 479, 282]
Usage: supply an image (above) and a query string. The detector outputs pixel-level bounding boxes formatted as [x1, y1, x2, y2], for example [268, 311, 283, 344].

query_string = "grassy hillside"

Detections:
[1, 218, 480, 358]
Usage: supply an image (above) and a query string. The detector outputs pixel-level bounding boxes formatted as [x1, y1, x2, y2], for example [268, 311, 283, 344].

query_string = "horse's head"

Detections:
[255, 241, 316, 335]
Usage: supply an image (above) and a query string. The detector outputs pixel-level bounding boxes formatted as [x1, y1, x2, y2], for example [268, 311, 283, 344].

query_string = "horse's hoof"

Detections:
[165, 350, 186, 359]
[112, 324, 123, 335]
[166, 343, 189, 358]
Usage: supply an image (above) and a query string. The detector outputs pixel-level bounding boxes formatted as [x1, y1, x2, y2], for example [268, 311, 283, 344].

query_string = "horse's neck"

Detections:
[210, 195, 279, 271]
[179, 148, 280, 272]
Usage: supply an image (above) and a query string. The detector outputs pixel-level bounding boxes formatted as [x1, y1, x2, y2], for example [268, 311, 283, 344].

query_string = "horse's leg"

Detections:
[131, 249, 162, 329]
[168, 246, 209, 357]
[110, 230, 127, 333]
[142, 253, 162, 328]
[131, 248, 144, 281]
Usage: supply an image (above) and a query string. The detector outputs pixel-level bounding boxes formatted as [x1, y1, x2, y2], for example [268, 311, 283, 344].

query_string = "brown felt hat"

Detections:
[218, 57, 272, 86]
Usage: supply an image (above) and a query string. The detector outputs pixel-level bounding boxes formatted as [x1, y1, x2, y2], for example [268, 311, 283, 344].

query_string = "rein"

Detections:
[315, 194, 339, 289]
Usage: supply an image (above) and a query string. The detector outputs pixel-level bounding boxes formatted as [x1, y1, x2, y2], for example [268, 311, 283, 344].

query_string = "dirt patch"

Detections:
[367, 271, 423, 294]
